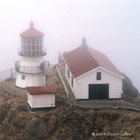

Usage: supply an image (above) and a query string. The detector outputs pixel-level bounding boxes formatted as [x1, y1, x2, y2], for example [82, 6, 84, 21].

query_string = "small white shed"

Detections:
[26, 86, 56, 111]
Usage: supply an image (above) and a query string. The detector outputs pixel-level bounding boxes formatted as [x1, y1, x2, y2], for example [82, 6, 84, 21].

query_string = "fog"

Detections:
[0, 0, 139, 92]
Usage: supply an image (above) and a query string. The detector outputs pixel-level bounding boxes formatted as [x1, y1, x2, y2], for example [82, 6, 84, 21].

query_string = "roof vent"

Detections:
[81, 37, 88, 48]
[30, 21, 34, 28]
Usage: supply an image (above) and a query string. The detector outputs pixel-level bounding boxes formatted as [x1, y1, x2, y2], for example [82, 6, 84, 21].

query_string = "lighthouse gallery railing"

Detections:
[15, 60, 45, 74]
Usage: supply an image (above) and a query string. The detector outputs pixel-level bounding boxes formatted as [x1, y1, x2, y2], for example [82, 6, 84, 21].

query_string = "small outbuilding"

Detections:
[26, 86, 56, 111]
[63, 38, 124, 100]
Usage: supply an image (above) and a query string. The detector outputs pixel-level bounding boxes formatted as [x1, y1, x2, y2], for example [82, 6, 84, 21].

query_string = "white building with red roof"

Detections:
[63, 38, 124, 100]
[15, 22, 47, 88]
[26, 86, 56, 111]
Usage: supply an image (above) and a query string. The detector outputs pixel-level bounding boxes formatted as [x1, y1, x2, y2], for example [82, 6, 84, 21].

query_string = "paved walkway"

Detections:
[76, 99, 140, 109]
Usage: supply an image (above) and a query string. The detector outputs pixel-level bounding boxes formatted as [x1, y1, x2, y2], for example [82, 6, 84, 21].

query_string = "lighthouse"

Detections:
[15, 22, 46, 88]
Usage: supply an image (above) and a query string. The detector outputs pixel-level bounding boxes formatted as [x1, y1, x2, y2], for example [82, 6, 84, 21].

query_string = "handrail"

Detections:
[56, 66, 69, 98]
[15, 60, 44, 74]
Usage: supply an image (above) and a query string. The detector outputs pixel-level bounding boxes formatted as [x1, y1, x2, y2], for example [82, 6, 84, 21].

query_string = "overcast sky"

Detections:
[0, 0, 139, 92]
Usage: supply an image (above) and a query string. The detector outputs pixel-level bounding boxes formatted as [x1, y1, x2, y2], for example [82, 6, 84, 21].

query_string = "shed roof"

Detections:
[20, 22, 44, 37]
[26, 86, 56, 95]
[63, 46, 122, 78]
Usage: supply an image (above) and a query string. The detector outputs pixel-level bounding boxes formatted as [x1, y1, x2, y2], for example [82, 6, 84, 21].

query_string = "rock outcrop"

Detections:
[122, 73, 139, 98]
[0, 94, 139, 140]
[0, 74, 139, 140]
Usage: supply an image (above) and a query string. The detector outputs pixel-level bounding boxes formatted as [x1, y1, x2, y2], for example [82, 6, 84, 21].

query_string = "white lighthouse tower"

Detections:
[15, 22, 46, 88]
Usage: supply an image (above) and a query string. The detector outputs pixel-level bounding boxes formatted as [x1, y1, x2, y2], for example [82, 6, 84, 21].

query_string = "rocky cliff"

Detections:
[122, 73, 139, 98]
[0, 75, 139, 140]
[0, 94, 140, 140]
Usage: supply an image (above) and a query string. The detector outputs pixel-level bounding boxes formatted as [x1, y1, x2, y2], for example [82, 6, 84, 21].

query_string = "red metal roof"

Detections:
[63, 47, 122, 78]
[26, 86, 56, 95]
[20, 22, 44, 37]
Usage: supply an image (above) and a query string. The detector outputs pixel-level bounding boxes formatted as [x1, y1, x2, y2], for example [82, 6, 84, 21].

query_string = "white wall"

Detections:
[20, 56, 44, 73]
[16, 73, 46, 88]
[28, 93, 55, 108]
[21, 56, 44, 67]
[64, 62, 123, 99]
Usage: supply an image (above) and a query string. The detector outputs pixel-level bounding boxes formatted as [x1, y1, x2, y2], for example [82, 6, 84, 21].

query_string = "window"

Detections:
[27, 38, 31, 44]
[28, 45, 31, 50]
[67, 69, 70, 79]
[22, 75, 25, 80]
[40, 38, 42, 44]
[32, 45, 35, 50]
[36, 38, 39, 44]
[32, 38, 35, 44]
[71, 76, 73, 87]
[36, 45, 39, 50]
[97, 72, 101, 80]
[24, 38, 28, 44]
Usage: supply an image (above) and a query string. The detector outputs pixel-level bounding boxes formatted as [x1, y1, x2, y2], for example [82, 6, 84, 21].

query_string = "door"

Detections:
[89, 84, 109, 99]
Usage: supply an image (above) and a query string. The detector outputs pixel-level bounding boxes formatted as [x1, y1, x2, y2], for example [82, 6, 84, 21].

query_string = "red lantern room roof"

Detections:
[20, 22, 44, 37]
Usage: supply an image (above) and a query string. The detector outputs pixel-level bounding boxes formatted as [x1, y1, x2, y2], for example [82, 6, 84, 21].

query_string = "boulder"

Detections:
[14, 111, 28, 128]
[26, 118, 48, 139]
